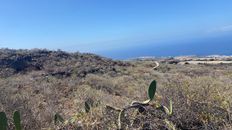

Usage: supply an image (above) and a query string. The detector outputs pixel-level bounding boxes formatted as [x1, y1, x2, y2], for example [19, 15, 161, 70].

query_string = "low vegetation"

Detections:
[0, 49, 231, 129]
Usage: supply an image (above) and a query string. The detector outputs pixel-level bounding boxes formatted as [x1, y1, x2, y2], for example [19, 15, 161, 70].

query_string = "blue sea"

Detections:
[97, 33, 232, 60]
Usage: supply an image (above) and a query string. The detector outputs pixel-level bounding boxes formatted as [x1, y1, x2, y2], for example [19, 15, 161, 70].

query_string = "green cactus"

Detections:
[140, 80, 156, 104]
[148, 80, 157, 101]
[118, 80, 157, 129]
[13, 111, 22, 130]
[0, 112, 8, 130]
[117, 79, 175, 129]
[134, 80, 157, 105]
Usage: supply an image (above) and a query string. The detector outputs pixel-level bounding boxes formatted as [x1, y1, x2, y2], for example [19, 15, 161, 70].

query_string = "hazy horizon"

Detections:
[1, 0, 232, 59]
[1, 32, 232, 60]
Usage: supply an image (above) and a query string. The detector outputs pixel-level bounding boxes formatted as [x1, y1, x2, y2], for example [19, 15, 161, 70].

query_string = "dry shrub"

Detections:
[0, 49, 231, 129]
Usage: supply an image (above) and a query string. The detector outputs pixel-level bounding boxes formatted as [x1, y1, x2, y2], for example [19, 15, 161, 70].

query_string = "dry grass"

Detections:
[0, 49, 231, 129]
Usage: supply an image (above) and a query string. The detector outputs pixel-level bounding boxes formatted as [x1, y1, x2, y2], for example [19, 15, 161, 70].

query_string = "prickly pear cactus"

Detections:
[13, 111, 22, 130]
[0, 112, 8, 130]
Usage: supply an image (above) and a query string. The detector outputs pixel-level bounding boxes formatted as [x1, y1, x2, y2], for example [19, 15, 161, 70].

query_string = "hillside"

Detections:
[0, 49, 231, 130]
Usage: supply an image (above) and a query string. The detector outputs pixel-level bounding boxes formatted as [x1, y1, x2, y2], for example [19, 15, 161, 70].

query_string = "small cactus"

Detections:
[13, 111, 22, 130]
[0, 112, 8, 130]
[148, 80, 157, 101]
[118, 80, 157, 129]
[137, 80, 157, 104]
[116, 79, 174, 129]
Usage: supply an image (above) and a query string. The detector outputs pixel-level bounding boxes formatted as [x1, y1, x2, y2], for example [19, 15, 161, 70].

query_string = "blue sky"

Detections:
[0, 0, 232, 57]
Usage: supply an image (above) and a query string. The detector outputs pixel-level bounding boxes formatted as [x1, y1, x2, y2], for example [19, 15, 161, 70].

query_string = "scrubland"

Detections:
[0, 49, 231, 130]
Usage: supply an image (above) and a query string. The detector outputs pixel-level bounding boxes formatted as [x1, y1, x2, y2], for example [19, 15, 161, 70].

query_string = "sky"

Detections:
[0, 0, 232, 58]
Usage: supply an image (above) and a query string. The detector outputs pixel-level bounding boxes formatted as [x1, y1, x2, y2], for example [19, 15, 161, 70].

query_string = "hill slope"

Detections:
[0, 49, 231, 130]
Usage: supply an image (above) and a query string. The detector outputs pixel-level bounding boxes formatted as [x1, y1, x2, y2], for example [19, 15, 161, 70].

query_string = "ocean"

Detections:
[98, 33, 232, 60]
